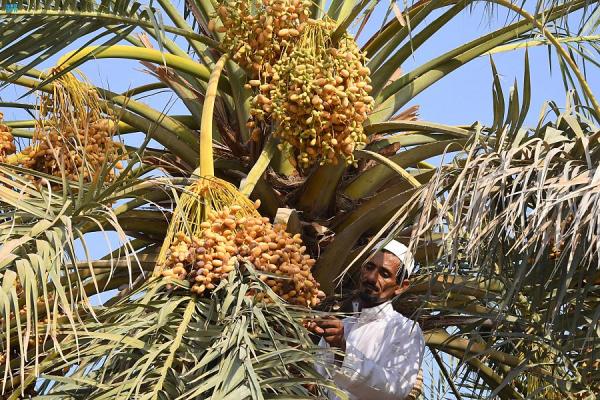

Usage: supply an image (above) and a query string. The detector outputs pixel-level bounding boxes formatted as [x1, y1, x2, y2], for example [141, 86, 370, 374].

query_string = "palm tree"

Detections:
[0, 0, 599, 398]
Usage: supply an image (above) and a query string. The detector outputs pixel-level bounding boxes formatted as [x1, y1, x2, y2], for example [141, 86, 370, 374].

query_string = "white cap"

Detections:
[373, 239, 415, 278]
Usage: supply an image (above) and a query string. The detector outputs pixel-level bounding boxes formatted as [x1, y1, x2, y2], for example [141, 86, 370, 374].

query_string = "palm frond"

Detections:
[395, 93, 600, 397]
[0, 0, 219, 85]
[36, 263, 334, 399]
[0, 162, 156, 396]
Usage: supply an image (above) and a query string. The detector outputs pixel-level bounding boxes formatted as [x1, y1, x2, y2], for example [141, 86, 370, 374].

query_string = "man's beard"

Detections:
[357, 289, 385, 307]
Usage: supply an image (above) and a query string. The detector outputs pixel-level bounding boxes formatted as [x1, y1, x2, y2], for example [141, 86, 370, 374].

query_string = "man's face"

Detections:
[358, 251, 406, 307]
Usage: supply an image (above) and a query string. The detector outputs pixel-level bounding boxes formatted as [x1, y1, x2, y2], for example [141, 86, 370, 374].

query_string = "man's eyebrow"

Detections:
[380, 264, 394, 275]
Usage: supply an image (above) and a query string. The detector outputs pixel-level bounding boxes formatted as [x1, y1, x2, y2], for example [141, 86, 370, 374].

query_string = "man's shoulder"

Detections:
[388, 310, 424, 337]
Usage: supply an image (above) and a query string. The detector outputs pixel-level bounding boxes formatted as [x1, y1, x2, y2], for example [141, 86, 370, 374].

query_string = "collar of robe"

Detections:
[352, 300, 394, 324]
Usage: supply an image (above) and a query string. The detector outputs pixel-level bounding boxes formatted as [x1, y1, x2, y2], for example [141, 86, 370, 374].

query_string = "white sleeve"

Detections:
[334, 323, 425, 400]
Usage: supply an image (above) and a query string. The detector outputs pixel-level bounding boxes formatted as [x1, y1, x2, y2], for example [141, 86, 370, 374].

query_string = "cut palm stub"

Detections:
[4, 71, 126, 183]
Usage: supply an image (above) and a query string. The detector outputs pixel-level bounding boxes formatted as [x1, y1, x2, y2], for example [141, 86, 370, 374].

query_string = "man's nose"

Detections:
[363, 268, 377, 283]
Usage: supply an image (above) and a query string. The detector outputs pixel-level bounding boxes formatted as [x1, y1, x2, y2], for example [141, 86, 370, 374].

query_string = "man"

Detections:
[307, 240, 425, 400]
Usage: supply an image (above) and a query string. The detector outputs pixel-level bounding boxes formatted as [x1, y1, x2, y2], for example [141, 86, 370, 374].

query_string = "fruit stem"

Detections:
[200, 54, 229, 177]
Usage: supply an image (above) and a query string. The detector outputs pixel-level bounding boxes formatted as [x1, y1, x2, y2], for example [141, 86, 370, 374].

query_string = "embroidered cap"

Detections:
[374, 239, 415, 278]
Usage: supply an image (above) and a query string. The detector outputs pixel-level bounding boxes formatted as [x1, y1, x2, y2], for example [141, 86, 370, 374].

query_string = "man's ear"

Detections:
[394, 279, 410, 296]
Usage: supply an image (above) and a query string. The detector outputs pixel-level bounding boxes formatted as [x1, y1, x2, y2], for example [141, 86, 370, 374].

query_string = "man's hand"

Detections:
[305, 317, 345, 350]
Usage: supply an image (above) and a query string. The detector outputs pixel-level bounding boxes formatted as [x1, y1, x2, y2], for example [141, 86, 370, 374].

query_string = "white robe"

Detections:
[317, 301, 425, 400]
